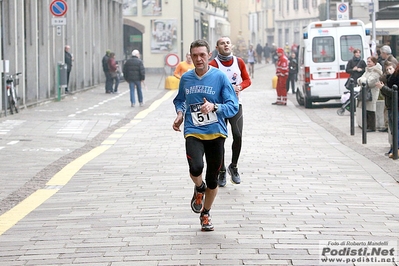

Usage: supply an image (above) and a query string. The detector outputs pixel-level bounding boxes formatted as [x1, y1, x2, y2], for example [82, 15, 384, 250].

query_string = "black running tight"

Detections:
[185, 136, 225, 189]
[221, 104, 243, 170]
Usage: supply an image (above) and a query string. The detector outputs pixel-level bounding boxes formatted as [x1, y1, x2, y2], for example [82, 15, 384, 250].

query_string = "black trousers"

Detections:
[367, 110, 376, 131]
[66, 70, 71, 91]
[286, 73, 296, 93]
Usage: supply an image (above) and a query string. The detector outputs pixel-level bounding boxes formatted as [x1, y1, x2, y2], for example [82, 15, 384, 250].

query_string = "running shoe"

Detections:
[200, 212, 214, 231]
[191, 186, 204, 213]
[217, 170, 226, 187]
[228, 164, 241, 184]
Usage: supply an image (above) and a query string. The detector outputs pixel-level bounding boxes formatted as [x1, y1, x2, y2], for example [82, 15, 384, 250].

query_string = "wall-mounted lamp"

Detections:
[165, 0, 168, 4]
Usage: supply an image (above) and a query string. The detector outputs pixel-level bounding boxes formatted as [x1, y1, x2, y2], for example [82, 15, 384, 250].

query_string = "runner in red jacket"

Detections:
[272, 48, 289, 105]
[209, 36, 251, 187]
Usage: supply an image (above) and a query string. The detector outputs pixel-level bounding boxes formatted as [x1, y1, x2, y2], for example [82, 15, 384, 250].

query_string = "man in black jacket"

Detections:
[286, 52, 298, 94]
[123, 50, 145, 107]
[64, 45, 73, 93]
[102, 50, 112, 93]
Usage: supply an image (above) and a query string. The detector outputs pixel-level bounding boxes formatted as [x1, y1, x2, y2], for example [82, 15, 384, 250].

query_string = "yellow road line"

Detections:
[46, 145, 112, 186]
[0, 90, 175, 236]
[0, 189, 57, 235]
[135, 90, 175, 119]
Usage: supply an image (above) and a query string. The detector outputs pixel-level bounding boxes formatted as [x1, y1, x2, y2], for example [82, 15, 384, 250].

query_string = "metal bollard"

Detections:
[392, 85, 398, 160]
[361, 82, 367, 144]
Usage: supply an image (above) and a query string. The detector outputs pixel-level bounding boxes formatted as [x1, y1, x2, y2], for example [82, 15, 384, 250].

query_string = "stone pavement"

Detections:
[0, 63, 399, 266]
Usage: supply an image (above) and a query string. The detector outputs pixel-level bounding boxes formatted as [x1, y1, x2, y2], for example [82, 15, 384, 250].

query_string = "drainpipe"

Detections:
[180, 0, 183, 60]
[371, 0, 376, 53]
[0, 0, 7, 116]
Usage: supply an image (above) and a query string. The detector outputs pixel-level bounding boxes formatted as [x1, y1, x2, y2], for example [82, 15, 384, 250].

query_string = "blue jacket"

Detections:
[173, 67, 239, 140]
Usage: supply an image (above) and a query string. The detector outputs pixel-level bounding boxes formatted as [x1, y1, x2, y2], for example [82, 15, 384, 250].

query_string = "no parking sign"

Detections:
[337, 2, 349, 20]
[50, 0, 68, 17]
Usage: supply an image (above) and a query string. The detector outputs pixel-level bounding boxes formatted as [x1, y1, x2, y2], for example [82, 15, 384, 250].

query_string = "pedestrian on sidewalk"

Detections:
[272, 48, 289, 105]
[64, 45, 73, 94]
[284, 42, 290, 56]
[378, 45, 398, 132]
[376, 62, 399, 157]
[247, 44, 256, 78]
[263, 43, 271, 64]
[256, 42, 263, 64]
[379, 45, 398, 70]
[102, 50, 112, 94]
[209, 36, 251, 187]
[271, 43, 278, 66]
[357, 56, 383, 132]
[108, 52, 120, 94]
[345, 48, 366, 88]
[122, 50, 145, 107]
[286, 52, 298, 94]
[172, 39, 239, 232]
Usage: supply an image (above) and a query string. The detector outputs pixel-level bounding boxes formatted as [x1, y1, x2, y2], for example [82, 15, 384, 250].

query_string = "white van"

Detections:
[296, 20, 371, 108]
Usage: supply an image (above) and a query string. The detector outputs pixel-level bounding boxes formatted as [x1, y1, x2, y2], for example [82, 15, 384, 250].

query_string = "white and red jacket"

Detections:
[276, 55, 289, 77]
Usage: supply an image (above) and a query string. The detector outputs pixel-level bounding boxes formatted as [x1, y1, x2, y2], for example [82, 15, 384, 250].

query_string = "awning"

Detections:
[365, 20, 399, 36]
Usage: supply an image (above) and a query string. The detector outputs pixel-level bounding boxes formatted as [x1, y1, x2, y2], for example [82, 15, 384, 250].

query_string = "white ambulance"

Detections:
[296, 19, 371, 108]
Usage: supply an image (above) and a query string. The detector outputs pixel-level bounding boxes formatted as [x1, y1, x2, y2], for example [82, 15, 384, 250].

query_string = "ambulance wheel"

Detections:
[304, 96, 312, 108]
[296, 89, 304, 106]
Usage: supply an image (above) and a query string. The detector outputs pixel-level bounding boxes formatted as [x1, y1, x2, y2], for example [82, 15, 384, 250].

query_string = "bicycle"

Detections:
[5, 72, 22, 114]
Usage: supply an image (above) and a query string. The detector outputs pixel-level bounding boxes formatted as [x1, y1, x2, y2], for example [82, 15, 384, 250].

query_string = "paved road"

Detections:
[0, 63, 399, 265]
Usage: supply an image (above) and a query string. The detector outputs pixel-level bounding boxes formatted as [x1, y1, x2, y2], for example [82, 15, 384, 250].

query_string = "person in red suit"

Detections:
[272, 48, 289, 105]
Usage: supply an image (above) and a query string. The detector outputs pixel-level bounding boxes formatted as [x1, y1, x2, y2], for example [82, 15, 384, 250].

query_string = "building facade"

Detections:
[228, 0, 324, 56]
[2, 0, 396, 113]
[273, 0, 322, 49]
[123, 0, 230, 72]
[0, 0, 123, 112]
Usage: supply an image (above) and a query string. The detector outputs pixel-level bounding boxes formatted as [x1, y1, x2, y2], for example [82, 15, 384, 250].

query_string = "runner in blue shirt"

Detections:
[172, 39, 238, 231]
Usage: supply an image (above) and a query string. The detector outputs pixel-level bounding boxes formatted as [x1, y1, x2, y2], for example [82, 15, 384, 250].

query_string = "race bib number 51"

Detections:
[190, 102, 218, 126]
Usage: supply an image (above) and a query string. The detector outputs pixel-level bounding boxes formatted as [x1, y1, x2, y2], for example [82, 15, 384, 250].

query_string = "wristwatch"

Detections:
[213, 104, 218, 113]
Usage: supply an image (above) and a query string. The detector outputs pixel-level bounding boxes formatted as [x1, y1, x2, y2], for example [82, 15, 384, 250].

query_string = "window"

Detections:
[340, 35, 363, 61]
[312, 0, 317, 8]
[293, 0, 298, 10]
[312, 37, 335, 63]
[299, 46, 305, 65]
[287, 0, 289, 12]
[303, 0, 309, 9]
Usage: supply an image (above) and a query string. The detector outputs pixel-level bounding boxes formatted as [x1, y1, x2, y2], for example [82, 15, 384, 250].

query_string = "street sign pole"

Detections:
[49, 0, 68, 99]
[371, 1, 376, 50]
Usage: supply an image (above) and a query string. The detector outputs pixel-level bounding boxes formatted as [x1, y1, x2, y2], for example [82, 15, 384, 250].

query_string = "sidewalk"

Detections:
[0, 75, 167, 210]
[0, 63, 399, 265]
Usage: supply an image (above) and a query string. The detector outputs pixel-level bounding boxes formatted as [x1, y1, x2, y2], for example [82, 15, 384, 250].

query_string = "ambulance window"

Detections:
[299, 46, 305, 65]
[312, 37, 335, 63]
[340, 35, 363, 61]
